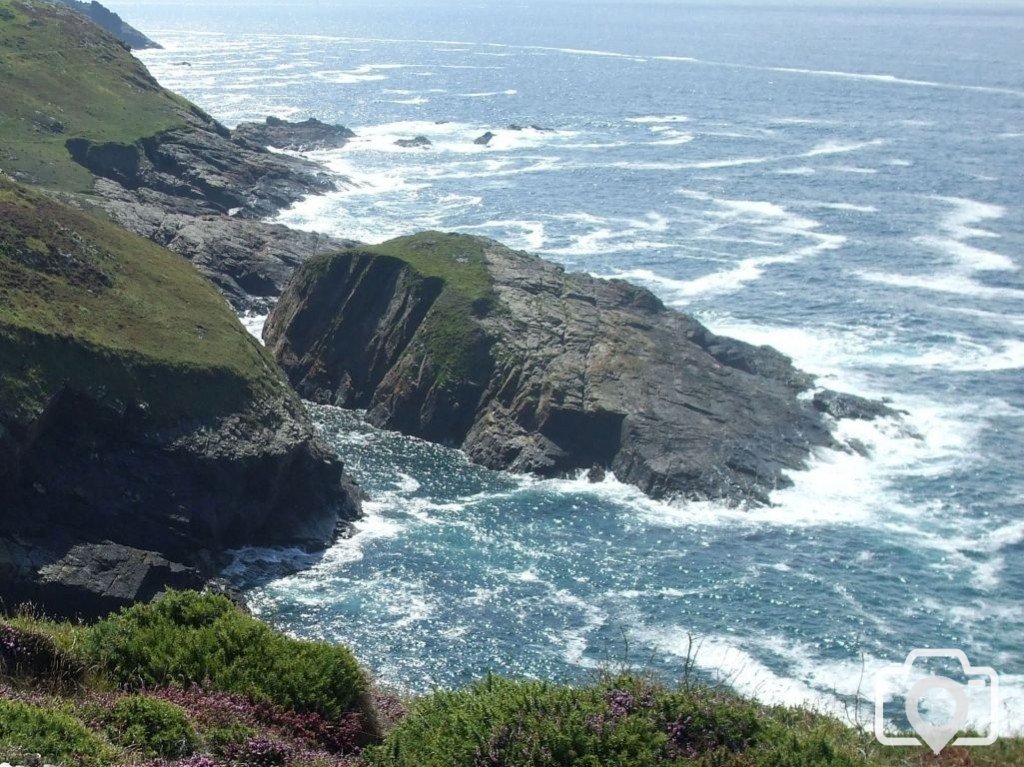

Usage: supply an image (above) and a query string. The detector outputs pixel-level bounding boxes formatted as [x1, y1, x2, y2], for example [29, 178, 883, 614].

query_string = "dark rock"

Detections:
[266, 234, 838, 505]
[233, 117, 355, 153]
[395, 136, 432, 149]
[507, 124, 525, 131]
[587, 465, 607, 483]
[64, 105, 352, 311]
[474, 131, 496, 146]
[67, 108, 340, 221]
[813, 389, 900, 421]
[95, 189, 358, 313]
[54, 0, 162, 50]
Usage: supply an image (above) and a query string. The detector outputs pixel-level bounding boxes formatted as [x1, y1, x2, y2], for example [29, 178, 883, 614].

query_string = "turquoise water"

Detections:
[117, 0, 1022, 732]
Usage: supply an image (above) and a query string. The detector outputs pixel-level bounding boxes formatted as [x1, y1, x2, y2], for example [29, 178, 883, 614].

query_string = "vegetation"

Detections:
[87, 591, 367, 719]
[2, 592, 1022, 766]
[350, 233, 497, 387]
[103, 695, 199, 758]
[0, 0, 188, 191]
[0, 176, 291, 423]
[0, 699, 115, 767]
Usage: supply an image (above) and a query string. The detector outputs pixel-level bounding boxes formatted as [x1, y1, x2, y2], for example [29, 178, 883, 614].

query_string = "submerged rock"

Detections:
[265, 233, 838, 505]
[395, 136, 433, 149]
[233, 116, 356, 153]
[474, 131, 496, 146]
[813, 389, 900, 421]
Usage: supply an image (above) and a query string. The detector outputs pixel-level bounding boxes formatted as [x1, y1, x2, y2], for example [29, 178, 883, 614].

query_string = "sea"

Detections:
[114, 0, 1022, 734]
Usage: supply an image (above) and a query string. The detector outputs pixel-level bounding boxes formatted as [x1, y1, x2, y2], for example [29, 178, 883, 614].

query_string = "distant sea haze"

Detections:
[129, 0, 1023, 734]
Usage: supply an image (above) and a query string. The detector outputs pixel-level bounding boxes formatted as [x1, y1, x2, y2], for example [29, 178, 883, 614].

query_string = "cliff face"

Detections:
[0, 177, 360, 618]
[266, 234, 841, 505]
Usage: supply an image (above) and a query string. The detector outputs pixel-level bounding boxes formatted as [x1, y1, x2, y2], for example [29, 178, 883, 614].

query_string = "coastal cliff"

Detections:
[0, 0, 355, 311]
[0, 177, 360, 618]
[265, 233, 849, 505]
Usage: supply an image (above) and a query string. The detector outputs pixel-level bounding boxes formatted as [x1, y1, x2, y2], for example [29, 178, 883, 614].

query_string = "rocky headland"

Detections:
[263, 234, 887, 505]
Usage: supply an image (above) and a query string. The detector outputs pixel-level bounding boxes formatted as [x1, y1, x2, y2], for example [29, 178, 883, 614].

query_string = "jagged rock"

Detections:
[474, 131, 496, 146]
[587, 465, 607, 483]
[395, 136, 432, 149]
[66, 108, 340, 221]
[233, 116, 356, 153]
[813, 389, 900, 421]
[265, 233, 838, 505]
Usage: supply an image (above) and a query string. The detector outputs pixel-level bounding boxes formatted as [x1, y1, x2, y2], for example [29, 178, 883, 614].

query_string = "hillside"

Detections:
[0, 176, 360, 617]
[0, 0, 185, 190]
[0, 0, 345, 310]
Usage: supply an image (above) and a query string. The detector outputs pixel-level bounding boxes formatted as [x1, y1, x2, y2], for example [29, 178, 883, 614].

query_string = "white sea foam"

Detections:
[460, 89, 518, 97]
[604, 195, 846, 300]
[627, 114, 690, 123]
[860, 196, 1022, 300]
[240, 312, 268, 342]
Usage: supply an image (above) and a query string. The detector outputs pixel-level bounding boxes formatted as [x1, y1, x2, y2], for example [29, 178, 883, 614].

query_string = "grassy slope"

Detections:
[0, 0, 187, 191]
[0, 175, 289, 422]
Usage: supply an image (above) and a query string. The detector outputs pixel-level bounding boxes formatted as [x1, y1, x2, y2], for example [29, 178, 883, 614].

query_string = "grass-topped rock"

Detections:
[265, 232, 885, 504]
[0, 177, 359, 617]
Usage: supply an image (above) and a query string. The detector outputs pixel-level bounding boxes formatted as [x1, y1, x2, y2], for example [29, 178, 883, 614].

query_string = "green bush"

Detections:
[86, 590, 366, 718]
[363, 675, 879, 767]
[0, 700, 113, 767]
[103, 695, 198, 759]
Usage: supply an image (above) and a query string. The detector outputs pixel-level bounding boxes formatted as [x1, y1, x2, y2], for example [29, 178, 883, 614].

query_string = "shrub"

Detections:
[103, 695, 198, 758]
[86, 590, 366, 718]
[363, 675, 881, 767]
[0, 699, 113, 767]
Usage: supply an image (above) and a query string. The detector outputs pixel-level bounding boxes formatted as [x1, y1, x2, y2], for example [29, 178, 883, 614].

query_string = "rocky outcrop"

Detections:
[64, 108, 351, 311]
[54, 0, 161, 50]
[233, 116, 356, 152]
[0, 178, 360, 619]
[66, 109, 339, 221]
[474, 132, 496, 146]
[395, 136, 432, 149]
[96, 190, 358, 312]
[264, 233, 866, 505]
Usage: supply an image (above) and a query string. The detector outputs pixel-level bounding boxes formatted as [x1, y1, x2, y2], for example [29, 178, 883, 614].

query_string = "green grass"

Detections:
[338, 232, 497, 387]
[0, 0, 188, 191]
[86, 590, 368, 719]
[0, 175, 291, 423]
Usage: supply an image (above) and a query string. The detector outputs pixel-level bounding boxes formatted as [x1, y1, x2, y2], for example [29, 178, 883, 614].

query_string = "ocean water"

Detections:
[118, 0, 1022, 733]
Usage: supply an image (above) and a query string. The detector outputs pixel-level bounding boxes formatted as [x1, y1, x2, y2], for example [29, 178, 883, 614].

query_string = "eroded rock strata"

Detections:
[265, 233, 853, 505]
